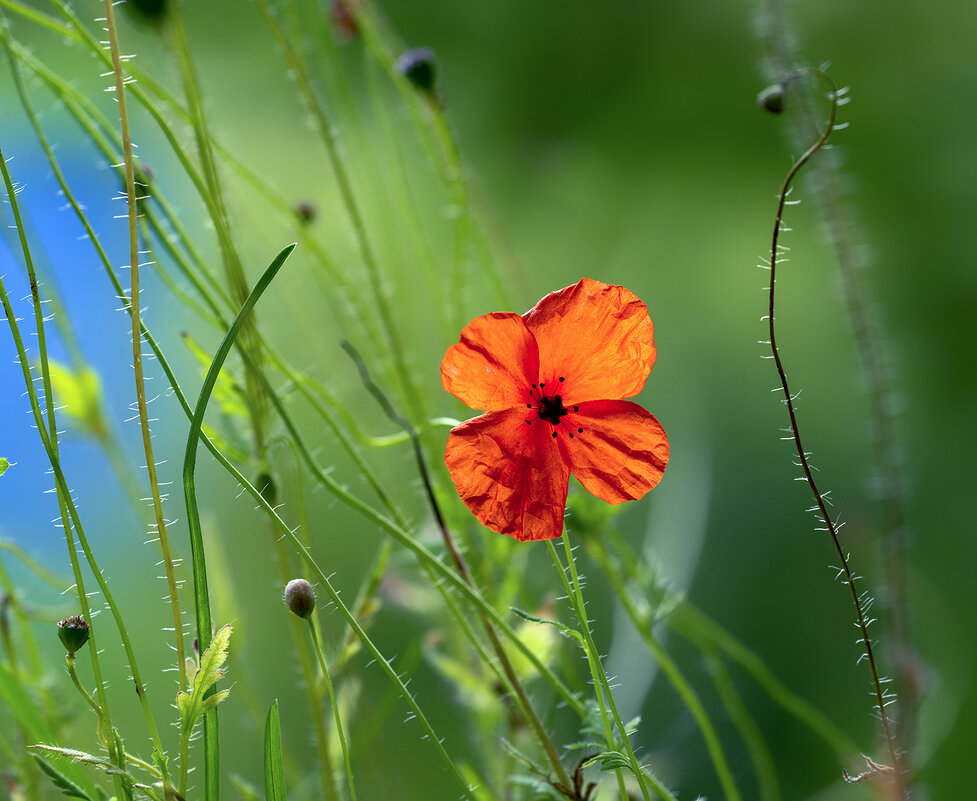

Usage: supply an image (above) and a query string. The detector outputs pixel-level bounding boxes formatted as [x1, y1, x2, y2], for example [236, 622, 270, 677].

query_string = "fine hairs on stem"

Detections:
[762, 67, 906, 798]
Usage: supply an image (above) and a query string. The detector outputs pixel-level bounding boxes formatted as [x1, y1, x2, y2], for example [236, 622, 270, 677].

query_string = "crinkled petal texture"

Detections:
[556, 400, 669, 504]
[441, 312, 539, 411]
[522, 278, 655, 403]
[445, 408, 570, 541]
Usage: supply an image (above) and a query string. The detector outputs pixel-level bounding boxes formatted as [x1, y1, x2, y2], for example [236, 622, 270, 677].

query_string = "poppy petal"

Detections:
[445, 408, 570, 541]
[556, 400, 668, 504]
[522, 278, 656, 403]
[441, 312, 540, 411]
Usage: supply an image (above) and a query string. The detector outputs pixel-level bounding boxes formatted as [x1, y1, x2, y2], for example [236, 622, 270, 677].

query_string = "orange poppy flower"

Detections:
[442, 278, 669, 541]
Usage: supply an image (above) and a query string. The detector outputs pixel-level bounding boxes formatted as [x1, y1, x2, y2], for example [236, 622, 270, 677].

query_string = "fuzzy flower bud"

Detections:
[57, 615, 90, 655]
[284, 579, 316, 618]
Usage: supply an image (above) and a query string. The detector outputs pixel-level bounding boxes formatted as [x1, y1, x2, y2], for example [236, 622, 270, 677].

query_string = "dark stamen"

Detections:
[573, 405, 579, 412]
[577, 428, 583, 433]
[559, 376, 565, 382]
[551, 431, 557, 438]
[538, 394, 568, 425]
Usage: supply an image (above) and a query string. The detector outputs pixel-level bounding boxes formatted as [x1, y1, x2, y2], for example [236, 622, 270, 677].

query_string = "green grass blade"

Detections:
[263, 701, 287, 801]
[182, 243, 295, 801]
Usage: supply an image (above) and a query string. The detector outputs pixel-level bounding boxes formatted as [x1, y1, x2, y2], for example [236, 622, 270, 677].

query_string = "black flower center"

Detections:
[524, 379, 583, 438]
[538, 394, 568, 425]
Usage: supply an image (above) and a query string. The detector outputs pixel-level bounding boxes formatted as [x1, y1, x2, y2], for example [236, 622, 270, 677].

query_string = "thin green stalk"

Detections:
[759, 4, 917, 752]
[548, 542, 631, 801]
[762, 69, 904, 795]
[701, 650, 780, 801]
[65, 653, 105, 737]
[552, 536, 676, 801]
[667, 601, 860, 760]
[585, 538, 742, 801]
[100, 0, 188, 711]
[266, 513, 338, 801]
[254, 0, 426, 421]
[307, 620, 357, 801]
[362, 53, 451, 346]
[168, 3, 269, 460]
[0, 0, 75, 40]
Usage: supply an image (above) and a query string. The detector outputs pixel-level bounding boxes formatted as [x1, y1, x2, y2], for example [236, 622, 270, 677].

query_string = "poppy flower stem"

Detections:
[549, 536, 676, 801]
[341, 341, 575, 793]
[765, 69, 906, 797]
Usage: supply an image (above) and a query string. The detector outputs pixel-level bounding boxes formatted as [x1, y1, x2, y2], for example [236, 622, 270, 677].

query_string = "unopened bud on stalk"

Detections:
[756, 82, 786, 114]
[57, 616, 90, 655]
[284, 579, 316, 619]
[397, 47, 438, 94]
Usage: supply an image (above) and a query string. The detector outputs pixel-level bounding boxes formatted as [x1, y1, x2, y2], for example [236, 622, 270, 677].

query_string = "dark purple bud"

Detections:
[397, 47, 437, 94]
[756, 83, 786, 114]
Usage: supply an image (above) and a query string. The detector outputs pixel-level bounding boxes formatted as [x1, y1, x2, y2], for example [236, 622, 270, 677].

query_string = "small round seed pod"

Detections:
[756, 82, 786, 114]
[57, 615, 90, 655]
[397, 47, 437, 94]
[284, 579, 316, 619]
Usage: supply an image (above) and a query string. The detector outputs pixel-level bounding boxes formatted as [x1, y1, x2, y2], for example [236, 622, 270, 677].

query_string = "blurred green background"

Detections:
[1, 0, 974, 799]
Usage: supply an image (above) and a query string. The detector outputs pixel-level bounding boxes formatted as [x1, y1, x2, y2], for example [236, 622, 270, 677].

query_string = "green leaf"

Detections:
[30, 745, 151, 800]
[0, 663, 99, 799]
[183, 243, 294, 801]
[0, 457, 9, 476]
[32, 755, 91, 800]
[263, 700, 287, 801]
[176, 623, 233, 736]
[45, 359, 106, 439]
[586, 750, 631, 772]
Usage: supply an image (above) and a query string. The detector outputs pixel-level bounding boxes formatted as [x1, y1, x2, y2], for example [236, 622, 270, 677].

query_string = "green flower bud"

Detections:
[57, 615, 90, 655]
[284, 579, 316, 618]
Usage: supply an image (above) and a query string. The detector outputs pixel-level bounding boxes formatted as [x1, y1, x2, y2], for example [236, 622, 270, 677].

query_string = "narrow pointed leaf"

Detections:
[263, 700, 287, 801]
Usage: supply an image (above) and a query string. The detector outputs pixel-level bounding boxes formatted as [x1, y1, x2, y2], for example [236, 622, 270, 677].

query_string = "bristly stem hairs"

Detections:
[764, 67, 907, 798]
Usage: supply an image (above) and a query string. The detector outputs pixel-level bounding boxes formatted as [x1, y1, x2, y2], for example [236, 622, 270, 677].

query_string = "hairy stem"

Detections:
[100, 0, 188, 701]
[764, 69, 905, 795]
